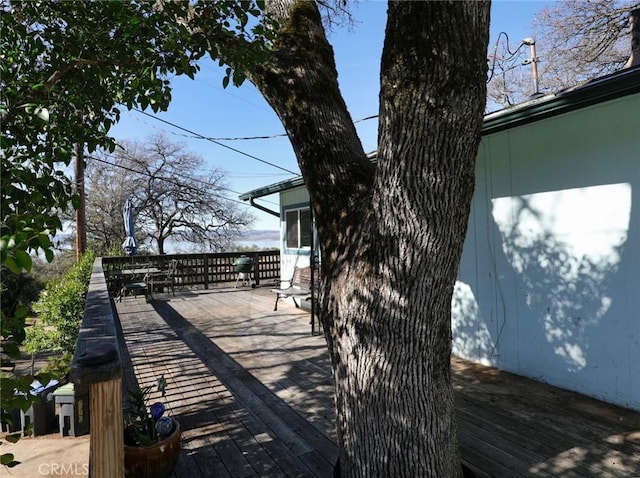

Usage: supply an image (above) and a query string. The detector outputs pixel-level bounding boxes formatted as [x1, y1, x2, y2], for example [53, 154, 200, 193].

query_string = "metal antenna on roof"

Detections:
[521, 38, 541, 97]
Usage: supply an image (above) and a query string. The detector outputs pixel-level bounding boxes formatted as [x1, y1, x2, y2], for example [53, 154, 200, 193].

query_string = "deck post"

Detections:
[252, 252, 260, 286]
[203, 254, 209, 290]
[71, 259, 125, 478]
[89, 377, 123, 477]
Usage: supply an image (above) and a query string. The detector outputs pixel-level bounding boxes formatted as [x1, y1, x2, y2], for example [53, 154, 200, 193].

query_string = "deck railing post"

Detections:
[71, 259, 124, 478]
[253, 252, 260, 286]
[203, 254, 209, 290]
[89, 375, 123, 477]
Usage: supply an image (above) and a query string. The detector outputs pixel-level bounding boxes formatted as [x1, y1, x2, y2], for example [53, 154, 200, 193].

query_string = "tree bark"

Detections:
[249, 1, 489, 476]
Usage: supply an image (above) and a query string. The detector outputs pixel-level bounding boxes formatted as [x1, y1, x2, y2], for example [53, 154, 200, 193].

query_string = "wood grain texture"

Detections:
[115, 286, 640, 477]
[89, 378, 124, 478]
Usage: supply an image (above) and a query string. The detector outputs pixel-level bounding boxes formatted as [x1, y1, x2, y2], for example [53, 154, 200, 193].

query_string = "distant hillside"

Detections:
[233, 230, 280, 251]
[237, 230, 280, 242]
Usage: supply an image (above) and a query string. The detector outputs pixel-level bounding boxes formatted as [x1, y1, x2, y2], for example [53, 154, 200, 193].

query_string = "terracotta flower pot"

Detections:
[124, 419, 181, 478]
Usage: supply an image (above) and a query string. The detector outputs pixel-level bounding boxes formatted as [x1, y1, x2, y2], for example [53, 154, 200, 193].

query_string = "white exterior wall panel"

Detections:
[279, 188, 312, 288]
[276, 93, 640, 410]
[454, 95, 640, 410]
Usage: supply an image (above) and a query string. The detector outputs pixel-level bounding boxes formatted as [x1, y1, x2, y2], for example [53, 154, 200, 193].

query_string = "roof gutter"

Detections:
[239, 176, 306, 203]
[482, 66, 640, 135]
[249, 197, 280, 218]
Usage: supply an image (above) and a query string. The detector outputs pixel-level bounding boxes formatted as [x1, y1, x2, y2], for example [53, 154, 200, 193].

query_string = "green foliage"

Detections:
[124, 386, 160, 446]
[1, 0, 273, 271]
[0, 372, 54, 417]
[0, 304, 28, 360]
[0, 255, 74, 460]
[0, 2, 273, 462]
[0, 269, 40, 457]
[40, 352, 73, 378]
[30, 251, 78, 284]
[104, 243, 127, 258]
[124, 382, 171, 447]
[0, 266, 45, 321]
[0, 368, 55, 451]
[1, 450, 18, 467]
[25, 251, 95, 357]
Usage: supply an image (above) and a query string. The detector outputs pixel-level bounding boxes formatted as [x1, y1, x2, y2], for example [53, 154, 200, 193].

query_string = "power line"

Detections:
[87, 154, 279, 208]
[487, 32, 529, 83]
[130, 110, 287, 141]
[129, 107, 378, 142]
[133, 108, 298, 175]
[197, 113, 378, 141]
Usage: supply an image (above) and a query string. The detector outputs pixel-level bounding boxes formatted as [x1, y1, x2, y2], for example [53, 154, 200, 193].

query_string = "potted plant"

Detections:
[123, 378, 180, 478]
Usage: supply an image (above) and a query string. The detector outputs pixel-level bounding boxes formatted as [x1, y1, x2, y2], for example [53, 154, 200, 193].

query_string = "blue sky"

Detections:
[110, 1, 552, 231]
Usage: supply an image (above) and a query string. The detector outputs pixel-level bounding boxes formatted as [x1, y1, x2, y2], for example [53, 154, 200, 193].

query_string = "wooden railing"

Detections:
[70, 252, 282, 476]
[102, 250, 280, 296]
[70, 258, 124, 477]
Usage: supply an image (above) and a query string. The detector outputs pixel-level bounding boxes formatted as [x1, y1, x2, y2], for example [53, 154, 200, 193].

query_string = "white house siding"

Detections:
[453, 94, 640, 411]
[275, 94, 639, 410]
[279, 188, 312, 283]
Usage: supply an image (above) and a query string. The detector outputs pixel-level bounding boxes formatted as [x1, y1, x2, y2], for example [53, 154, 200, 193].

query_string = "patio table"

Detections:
[117, 268, 160, 301]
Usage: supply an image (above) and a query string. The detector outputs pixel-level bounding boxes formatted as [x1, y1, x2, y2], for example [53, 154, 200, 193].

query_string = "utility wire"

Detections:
[87, 154, 278, 208]
[133, 108, 298, 175]
[129, 108, 378, 142]
[487, 32, 528, 83]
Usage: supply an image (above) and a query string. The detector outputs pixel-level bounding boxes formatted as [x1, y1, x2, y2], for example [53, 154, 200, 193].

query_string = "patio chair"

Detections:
[119, 271, 151, 302]
[152, 259, 179, 296]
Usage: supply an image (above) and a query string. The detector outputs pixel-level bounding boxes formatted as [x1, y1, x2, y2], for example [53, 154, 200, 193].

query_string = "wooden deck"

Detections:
[114, 286, 640, 477]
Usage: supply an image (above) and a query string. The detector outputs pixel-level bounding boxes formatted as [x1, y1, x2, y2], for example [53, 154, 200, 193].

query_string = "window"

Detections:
[285, 207, 311, 249]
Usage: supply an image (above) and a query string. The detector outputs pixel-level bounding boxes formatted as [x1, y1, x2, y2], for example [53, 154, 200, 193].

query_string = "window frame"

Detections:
[283, 205, 312, 251]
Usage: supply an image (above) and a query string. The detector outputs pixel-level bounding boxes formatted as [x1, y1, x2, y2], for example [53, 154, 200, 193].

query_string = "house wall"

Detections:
[275, 93, 639, 410]
[279, 188, 312, 282]
[454, 94, 640, 410]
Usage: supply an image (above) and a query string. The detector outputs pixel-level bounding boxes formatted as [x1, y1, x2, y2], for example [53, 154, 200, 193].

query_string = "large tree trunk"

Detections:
[249, 1, 489, 476]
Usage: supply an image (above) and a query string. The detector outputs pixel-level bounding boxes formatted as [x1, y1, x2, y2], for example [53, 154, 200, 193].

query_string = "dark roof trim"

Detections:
[239, 152, 377, 201]
[239, 176, 305, 201]
[482, 66, 640, 135]
[240, 67, 640, 201]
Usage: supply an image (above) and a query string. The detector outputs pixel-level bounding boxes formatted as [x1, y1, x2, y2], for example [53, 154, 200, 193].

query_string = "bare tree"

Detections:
[487, 0, 639, 109]
[86, 134, 253, 254]
[246, 1, 489, 476]
[84, 152, 133, 255]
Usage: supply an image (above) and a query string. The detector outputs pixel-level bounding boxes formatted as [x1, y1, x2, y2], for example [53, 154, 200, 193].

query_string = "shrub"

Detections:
[0, 268, 45, 342]
[24, 251, 95, 357]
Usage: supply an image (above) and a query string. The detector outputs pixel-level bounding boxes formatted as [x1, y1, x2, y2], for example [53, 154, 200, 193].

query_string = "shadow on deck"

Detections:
[114, 287, 640, 477]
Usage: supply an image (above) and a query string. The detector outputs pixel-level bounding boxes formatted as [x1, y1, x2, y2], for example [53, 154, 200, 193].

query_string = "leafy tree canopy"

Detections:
[0, 0, 272, 272]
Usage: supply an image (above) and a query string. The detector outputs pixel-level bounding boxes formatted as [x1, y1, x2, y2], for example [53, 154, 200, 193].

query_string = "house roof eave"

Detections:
[239, 151, 378, 201]
[482, 66, 640, 135]
[240, 67, 640, 202]
[239, 176, 306, 201]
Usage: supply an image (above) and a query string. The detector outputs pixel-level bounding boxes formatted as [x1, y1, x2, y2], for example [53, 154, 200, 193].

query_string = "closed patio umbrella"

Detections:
[122, 199, 137, 256]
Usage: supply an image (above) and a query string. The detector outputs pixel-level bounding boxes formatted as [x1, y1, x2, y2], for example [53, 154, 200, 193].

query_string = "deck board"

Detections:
[116, 288, 337, 477]
[452, 359, 640, 477]
[115, 286, 640, 477]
